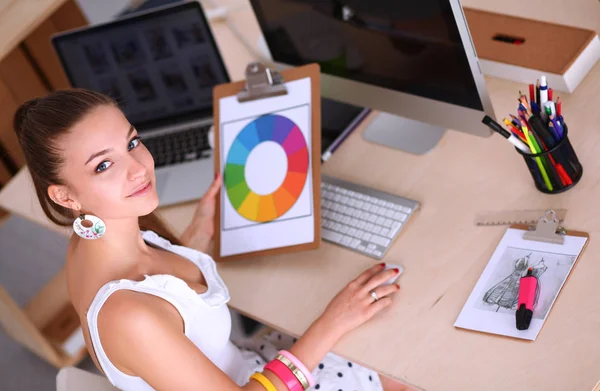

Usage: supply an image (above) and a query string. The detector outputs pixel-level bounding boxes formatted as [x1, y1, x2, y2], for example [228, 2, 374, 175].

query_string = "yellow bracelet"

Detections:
[276, 354, 310, 390]
[250, 372, 277, 391]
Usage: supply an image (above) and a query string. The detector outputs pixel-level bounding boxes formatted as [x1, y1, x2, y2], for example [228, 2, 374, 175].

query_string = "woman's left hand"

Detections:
[181, 173, 222, 253]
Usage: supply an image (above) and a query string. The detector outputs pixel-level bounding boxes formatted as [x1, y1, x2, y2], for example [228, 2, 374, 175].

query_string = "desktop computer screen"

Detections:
[250, 0, 495, 154]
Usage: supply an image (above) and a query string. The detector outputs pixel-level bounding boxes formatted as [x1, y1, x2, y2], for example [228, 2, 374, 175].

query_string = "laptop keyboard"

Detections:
[143, 125, 212, 168]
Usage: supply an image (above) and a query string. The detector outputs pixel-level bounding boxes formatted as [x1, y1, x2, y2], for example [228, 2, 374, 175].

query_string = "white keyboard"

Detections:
[320, 175, 419, 259]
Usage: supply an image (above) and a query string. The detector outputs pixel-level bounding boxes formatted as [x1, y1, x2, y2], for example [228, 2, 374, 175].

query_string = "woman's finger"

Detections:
[203, 172, 222, 199]
[353, 263, 385, 286]
[366, 284, 400, 304]
[366, 296, 393, 318]
[363, 268, 400, 292]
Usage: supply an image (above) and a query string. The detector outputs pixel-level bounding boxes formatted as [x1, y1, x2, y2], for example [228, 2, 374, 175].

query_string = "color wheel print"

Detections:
[224, 114, 309, 223]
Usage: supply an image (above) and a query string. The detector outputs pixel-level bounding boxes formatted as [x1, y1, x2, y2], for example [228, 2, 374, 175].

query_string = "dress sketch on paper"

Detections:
[476, 247, 574, 320]
[482, 254, 547, 312]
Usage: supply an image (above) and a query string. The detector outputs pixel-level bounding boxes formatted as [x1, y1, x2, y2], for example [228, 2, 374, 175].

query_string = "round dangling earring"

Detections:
[73, 213, 106, 240]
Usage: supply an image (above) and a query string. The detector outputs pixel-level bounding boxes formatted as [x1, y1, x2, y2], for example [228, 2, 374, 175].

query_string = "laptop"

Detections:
[52, 2, 229, 206]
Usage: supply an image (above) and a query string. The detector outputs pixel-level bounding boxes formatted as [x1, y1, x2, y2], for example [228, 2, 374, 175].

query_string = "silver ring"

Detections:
[370, 290, 379, 301]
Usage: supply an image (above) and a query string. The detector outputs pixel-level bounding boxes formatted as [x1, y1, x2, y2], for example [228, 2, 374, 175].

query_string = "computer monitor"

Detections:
[249, 0, 495, 154]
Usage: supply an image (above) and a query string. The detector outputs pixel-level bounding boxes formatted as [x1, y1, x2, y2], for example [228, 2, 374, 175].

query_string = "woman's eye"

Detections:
[128, 137, 141, 151]
[95, 161, 112, 173]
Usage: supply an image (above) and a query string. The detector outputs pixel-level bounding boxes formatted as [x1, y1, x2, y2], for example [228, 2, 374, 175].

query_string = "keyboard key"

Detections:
[367, 243, 377, 250]
[385, 228, 397, 239]
[357, 245, 366, 252]
[383, 219, 393, 228]
[393, 211, 407, 221]
[322, 228, 342, 243]
[350, 239, 361, 248]
[355, 229, 365, 238]
[357, 220, 366, 229]
[347, 228, 357, 237]
[376, 216, 385, 225]
[380, 228, 390, 236]
[402, 206, 412, 214]
[341, 236, 352, 246]
[390, 222, 402, 234]
[362, 232, 372, 241]
[374, 250, 383, 257]
[350, 218, 360, 227]
[372, 226, 382, 235]
[366, 247, 374, 254]
[340, 225, 349, 234]
[341, 216, 351, 225]
[365, 223, 374, 231]
[371, 235, 390, 247]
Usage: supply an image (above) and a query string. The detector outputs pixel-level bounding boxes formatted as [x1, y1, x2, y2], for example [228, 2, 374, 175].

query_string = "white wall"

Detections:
[74, 0, 131, 24]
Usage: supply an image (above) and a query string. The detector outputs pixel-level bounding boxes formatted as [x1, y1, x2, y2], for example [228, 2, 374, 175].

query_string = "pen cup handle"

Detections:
[516, 124, 583, 194]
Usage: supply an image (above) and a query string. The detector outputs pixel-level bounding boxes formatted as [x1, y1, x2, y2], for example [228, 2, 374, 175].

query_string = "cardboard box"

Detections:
[464, 8, 600, 92]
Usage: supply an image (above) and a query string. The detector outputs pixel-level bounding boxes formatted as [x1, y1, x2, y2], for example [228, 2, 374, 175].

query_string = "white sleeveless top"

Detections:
[86, 231, 254, 390]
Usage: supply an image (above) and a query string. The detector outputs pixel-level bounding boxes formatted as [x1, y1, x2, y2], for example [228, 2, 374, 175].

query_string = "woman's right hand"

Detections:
[318, 263, 401, 340]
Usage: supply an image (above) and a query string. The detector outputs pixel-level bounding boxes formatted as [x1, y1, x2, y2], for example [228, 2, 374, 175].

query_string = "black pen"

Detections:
[482, 116, 530, 153]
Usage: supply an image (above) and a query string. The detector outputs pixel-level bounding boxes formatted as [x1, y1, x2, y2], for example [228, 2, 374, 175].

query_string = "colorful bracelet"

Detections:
[279, 350, 315, 387]
[265, 358, 304, 391]
[250, 372, 277, 391]
[275, 354, 310, 390]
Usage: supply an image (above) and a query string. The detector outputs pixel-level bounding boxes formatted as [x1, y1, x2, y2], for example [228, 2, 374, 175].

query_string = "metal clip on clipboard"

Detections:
[236, 62, 288, 102]
[522, 209, 565, 245]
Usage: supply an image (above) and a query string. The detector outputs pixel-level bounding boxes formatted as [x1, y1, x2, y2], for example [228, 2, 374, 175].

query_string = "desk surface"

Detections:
[2, 1, 600, 390]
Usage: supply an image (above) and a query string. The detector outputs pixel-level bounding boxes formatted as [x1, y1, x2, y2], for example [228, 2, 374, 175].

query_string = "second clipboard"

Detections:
[212, 62, 322, 262]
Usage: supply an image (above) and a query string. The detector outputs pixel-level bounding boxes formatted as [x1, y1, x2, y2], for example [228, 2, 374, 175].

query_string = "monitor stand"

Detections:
[362, 112, 446, 155]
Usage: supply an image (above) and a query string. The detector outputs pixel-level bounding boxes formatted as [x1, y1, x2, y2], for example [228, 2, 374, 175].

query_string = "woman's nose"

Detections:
[127, 155, 148, 181]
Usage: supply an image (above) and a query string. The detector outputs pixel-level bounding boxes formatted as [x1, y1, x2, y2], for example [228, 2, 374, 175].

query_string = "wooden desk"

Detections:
[2, 1, 600, 390]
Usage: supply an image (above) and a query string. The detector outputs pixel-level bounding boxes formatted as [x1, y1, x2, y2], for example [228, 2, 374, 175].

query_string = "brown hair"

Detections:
[13, 88, 181, 244]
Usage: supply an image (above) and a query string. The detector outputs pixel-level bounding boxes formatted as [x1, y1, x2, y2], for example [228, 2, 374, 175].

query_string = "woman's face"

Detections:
[59, 104, 158, 219]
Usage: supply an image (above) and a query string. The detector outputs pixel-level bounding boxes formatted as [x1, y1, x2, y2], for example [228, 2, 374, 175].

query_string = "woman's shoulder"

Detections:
[66, 234, 117, 315]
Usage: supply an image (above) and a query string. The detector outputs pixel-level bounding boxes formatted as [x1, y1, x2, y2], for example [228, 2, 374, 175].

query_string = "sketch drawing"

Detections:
[476, 247, 574, 319]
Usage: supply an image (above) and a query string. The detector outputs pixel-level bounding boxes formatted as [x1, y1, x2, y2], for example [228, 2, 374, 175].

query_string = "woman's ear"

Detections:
[48, 184, 80, 211]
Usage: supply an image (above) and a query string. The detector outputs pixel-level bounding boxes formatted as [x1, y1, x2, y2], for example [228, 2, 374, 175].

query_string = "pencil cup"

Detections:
[517, 124, 582, 194]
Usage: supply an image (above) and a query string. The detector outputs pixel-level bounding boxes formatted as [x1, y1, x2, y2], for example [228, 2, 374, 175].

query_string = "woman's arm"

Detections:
[98, 265, 399, 390]
[98, 290, 323, 390]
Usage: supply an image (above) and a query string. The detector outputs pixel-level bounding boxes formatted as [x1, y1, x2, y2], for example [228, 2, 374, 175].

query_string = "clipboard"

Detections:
[455, 210, 589, 340]
[212, 62, 321, 262]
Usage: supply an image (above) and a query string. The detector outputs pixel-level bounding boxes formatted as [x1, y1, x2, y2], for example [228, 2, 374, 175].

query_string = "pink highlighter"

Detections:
[516, 268, 537, 330]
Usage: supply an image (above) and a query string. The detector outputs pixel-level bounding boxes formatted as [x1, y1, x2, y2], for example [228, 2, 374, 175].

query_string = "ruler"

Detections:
[474, 209, 567, 226]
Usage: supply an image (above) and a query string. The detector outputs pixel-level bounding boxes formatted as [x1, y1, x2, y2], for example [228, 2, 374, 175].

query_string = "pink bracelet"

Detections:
[264, 359, 303, 391]
[279, 350, 315, 387]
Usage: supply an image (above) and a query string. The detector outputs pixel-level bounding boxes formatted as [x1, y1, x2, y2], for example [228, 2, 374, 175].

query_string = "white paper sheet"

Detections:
[218, 77, 314, 257]
[454, 228, 587, 340]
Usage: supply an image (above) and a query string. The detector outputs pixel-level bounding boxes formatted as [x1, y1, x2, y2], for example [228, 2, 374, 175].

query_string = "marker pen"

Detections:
[516, 268, 537, 330]
[482, 115, 530, 153]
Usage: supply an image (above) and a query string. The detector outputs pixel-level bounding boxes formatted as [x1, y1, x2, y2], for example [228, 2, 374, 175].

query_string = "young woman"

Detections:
[14, 89, 406, 391]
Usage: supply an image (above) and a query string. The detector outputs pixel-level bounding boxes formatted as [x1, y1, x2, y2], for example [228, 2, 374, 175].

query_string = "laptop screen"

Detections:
[52, 2, 229, 130]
